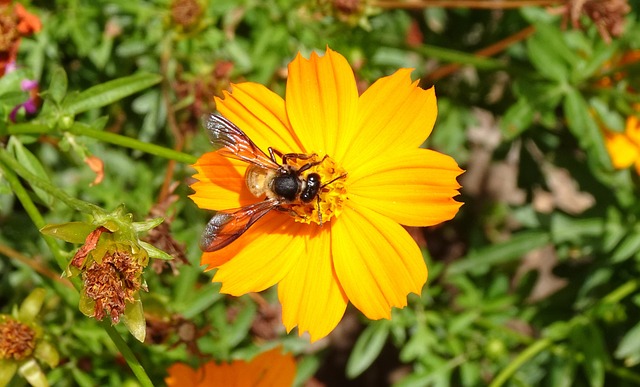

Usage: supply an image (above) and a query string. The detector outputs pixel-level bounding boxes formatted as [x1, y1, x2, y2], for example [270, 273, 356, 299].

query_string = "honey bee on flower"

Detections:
[190, 47, 463, 341]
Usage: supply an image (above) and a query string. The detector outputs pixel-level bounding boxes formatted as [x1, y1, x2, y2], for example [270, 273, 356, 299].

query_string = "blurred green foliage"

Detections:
[2, 0, 640, 386]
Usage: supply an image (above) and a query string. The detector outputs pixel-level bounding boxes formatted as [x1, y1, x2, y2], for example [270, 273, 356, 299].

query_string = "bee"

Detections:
[199, 114, 346, 252]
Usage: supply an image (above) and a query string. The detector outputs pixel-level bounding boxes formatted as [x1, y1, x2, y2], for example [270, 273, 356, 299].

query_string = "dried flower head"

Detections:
[563, 0, 630, 43]
[0, 1, 40, 76]
[41, 206, 173, 342]
[0, 289, 59, 387]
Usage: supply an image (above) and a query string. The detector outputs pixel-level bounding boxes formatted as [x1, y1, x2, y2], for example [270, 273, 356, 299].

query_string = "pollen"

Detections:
[0, 316, 37, 361]
[289, 155, 348, 225]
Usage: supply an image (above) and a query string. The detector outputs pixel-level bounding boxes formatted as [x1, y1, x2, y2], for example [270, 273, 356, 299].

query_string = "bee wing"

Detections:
[204, 114, 281, 170]
[200, 199, 278, 252]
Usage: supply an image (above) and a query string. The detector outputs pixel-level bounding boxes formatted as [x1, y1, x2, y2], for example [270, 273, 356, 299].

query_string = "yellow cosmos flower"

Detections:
[165, 347, 296, 387]
[604, 108, 640, 174]
[190, 47, 463, 341]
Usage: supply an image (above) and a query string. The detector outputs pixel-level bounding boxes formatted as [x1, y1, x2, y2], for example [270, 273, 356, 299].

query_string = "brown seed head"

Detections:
[0, 316, 37, 361]
[83, 248, 145, 324]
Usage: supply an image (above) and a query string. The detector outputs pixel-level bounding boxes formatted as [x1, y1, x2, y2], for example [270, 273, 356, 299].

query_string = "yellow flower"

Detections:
[604, 109, 640, 174]
[190, 47, 463, 341]
[165, 347, 296, 387]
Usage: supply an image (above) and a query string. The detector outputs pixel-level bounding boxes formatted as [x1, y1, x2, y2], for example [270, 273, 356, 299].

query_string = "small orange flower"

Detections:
[604, 107, 640, 174]
[165, 347, 296, 387]
[190, 47, 463, 341]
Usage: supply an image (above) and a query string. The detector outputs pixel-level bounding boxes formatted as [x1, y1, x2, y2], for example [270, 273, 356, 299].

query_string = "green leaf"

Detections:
[527, 25, 573, 82]
[139, 241, 173, 261]
[563, 88, 612, 170]
[40, 222, 94, 243]
[226, 302, 257, 347]
[18, 288, 45, 322]
[549, 350, 577, 387]
[448, 231, 551, 275]
[64, 73, 162, 115]
[6, 136, 54, 206]
[47, 67, 68, 105]
[571, 321, 606, 387]
[346, 321, 390, 379]
[501, 98, 535, 140]
[590, 98, 625, 132]
[611, 231, 640, 263]
[615, 321, 640, 366]
[123, 298, 146, 342]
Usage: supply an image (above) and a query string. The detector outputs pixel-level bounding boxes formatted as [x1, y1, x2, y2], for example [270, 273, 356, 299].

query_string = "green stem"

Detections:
[0, 158, 69, 271]
[103, 323, 154, 387]
[7, 123, 198, 164]
[489, 339, 553, 387]
[0, 147, 104, 215]
[66, 125, 197, 164]
[602, 279, 639, 304]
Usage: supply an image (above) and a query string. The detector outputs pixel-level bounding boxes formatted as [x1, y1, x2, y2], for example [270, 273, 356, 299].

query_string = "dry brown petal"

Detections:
[71, 226, 111, 268]
[84, 155, 105, 187]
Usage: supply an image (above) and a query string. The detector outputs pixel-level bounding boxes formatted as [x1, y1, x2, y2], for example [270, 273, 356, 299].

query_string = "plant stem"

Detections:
[6, 123, 198, 164]
[0, 158, 69, 271]
[602, 279, 639, 304]
[103, 323, 154, 387]
[66, 124, 198, 164]
[0, 147, 104, 215]
[489, 339, 553, 387]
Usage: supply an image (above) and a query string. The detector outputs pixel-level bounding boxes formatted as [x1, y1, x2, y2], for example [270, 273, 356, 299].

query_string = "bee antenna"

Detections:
[320, 173, 347, 189]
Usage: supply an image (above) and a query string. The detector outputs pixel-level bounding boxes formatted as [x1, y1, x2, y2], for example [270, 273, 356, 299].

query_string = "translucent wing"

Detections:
[200, 200, 278, 252]
[204, 114, 281, 170]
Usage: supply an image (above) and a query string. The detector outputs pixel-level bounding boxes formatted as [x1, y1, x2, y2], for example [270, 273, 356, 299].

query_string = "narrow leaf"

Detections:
[564, 89, 612, 170]
[64, 73, 162, 115]
[346, 321, 390, 379]
[7, 136, 53, 206]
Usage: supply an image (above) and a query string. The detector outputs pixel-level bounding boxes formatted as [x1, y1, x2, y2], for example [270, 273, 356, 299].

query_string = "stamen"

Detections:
[288, 155, 348, 225]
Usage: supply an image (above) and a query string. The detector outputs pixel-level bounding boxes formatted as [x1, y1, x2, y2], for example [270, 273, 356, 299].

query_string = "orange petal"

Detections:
[250, 347, 297, 387]
[332, 205, 427, 320]
[215, 82, 303, 154]
[207, 212, 306, 295]
[349, 149, 463, 227]
[165, 363, 202, 386]
[342, 69, 438, 172]
[278, 224, 348, 342]
[189, 151, 257, 210]
[604, 131, 638, 169]
[285, 47, 359, 160]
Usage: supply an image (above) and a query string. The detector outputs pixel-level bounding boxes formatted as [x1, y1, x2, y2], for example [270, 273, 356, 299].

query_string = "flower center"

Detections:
[0, 316, 37, 360]
[286, 154, 348, 225]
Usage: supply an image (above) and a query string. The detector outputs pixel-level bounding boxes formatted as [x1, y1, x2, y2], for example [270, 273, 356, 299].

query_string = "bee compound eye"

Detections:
[300, 173, 321, 203]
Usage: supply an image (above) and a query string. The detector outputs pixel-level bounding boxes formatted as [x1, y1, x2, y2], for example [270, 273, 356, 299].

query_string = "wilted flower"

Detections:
[165, 347, 296, 387]
[0, 289, 59, 387]
[190, 47, 463, 341]
[0, 1, 41, 77]
[41, 206, 172, 342]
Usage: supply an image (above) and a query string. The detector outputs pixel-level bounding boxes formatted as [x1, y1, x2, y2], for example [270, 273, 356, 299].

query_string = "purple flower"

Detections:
[9, 78, 39, 122]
